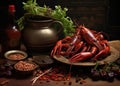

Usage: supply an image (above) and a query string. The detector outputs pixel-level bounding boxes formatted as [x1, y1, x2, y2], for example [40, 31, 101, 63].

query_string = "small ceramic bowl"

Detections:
[14, 61, 38, 77]
[4, 50, 28, 65]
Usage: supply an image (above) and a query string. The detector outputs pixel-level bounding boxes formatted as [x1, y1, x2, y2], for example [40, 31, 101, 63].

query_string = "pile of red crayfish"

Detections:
[51, 25, 110, 62]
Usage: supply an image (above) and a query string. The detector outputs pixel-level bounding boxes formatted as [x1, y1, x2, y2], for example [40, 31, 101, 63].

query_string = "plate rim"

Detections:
[53, 46, 119, 66]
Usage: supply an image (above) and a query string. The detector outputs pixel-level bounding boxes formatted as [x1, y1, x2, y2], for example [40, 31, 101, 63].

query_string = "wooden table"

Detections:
[0, 40, 120, 86]
[0, 76, 120, 86]
[0, 62, 120, 86]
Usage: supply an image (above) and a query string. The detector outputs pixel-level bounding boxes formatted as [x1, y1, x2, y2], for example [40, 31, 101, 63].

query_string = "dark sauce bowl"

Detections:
[33, 55, 54, 69]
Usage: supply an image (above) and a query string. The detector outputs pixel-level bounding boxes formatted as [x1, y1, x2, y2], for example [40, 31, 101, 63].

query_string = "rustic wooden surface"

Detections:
[0, 76, 120, 86]
[0, 40, 120, 86]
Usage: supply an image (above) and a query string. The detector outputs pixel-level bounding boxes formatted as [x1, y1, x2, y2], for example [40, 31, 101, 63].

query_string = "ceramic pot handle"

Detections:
[49, 21, 65, 39]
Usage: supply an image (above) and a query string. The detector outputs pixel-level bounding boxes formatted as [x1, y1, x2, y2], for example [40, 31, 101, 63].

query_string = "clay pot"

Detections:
[22, 15, 64, 54]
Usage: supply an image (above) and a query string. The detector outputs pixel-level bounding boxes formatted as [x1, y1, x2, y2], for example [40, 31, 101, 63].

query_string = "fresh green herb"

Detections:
[22, 0, 48, 15]
[17, 0, 75, 36]
[50, 5, 75, 36]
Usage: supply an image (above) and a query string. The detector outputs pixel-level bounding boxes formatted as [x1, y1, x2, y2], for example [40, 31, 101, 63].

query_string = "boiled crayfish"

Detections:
[51, 25, 110, 62]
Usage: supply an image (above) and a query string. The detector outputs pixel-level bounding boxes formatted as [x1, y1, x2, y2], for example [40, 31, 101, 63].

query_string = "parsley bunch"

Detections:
[17, 0, 75, 36]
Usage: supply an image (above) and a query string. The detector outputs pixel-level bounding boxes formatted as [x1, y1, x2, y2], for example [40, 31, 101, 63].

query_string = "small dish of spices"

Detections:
[4, 50, 28, 65]
[14, 61, 38, 77]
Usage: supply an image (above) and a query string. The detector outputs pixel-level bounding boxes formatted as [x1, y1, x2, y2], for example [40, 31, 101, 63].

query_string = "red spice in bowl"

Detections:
[4, 50, 28, 61]
[14, 61, 38, 77]
[14, 61, 37, 71]
[8, 53, 25, 60]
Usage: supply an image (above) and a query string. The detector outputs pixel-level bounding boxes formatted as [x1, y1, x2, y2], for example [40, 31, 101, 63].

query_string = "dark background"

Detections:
[0, 0, 120, 40]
